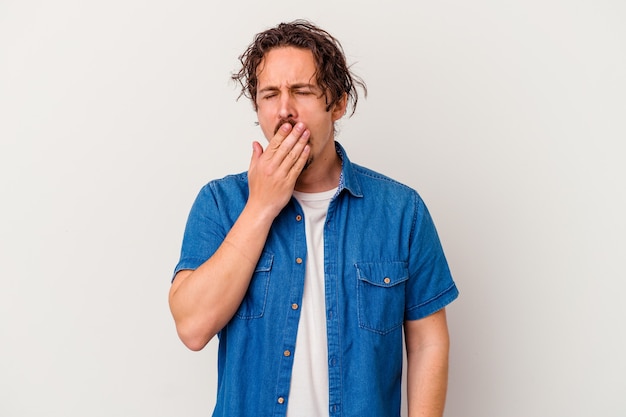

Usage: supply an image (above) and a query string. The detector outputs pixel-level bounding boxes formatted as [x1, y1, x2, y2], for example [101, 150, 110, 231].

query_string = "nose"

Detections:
[278, 94, 297, 120]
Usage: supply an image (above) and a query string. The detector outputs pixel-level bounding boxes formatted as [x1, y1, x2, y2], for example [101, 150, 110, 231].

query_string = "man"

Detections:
[169, 20, 458, 417]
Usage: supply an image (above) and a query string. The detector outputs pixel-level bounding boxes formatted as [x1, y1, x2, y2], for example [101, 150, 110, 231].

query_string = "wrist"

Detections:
[241, 200, 283, 227]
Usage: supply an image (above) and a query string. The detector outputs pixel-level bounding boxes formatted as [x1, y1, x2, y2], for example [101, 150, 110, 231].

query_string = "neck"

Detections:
[294, 147, 342, 193]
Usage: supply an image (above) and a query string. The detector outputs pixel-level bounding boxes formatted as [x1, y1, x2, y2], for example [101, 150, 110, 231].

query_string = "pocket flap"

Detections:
[355, 261, 408, 288]
[254, 252, 274, 272]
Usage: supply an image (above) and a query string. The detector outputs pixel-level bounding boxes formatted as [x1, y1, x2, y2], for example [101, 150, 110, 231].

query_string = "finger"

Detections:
[282, 128, 310, 167]
[270, 122, 308, 163]
[267, 123, 293, 152]
[287, 143, 311, 178]
[248, 141, 264, 170]
[272, 122, 307, 153]
[260, 123, 305, 175]
[251, 141, 263, 160]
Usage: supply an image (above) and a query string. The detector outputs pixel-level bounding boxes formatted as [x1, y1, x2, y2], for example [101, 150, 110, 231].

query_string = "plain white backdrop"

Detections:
[1, 1, 625, 416]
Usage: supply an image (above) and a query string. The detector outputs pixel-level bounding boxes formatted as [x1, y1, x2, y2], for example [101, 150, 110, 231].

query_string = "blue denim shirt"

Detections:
[174, 142, 459, 417]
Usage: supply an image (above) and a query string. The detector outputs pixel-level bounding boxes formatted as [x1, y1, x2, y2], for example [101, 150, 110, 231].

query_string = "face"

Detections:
[255, 47, 346, 169]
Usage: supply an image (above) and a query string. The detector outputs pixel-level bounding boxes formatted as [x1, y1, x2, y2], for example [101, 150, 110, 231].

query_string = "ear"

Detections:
[330, 93, 348, 122]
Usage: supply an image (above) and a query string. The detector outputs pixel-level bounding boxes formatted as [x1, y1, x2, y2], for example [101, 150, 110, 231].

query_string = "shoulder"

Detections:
[198, 171, 248, 194]
[351, 163, 419, 200]
[192, 171, 249, 208]
[337, 141, 417, 201]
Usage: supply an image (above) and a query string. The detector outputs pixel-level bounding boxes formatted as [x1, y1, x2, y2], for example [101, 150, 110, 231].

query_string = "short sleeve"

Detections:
[172, 183, 227, 279]
[404, 193, 459, 320]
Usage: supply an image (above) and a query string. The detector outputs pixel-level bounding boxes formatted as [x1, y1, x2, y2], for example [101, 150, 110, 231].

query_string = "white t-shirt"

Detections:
[287, 188, 337, 417]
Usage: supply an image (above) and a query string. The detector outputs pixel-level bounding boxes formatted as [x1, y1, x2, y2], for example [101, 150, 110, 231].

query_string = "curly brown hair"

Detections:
[232, 20, 367, 116]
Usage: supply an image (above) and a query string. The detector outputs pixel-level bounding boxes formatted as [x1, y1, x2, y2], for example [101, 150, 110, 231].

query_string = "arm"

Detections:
[168, 122, 311, 351]
[405, 308, 451, 417]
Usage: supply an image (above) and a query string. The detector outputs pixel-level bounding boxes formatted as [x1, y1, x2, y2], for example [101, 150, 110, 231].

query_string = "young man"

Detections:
[169, 20, 458, 417]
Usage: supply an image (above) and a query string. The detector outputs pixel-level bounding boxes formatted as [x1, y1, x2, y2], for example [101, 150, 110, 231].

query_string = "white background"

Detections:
[1, 1, 625, 416]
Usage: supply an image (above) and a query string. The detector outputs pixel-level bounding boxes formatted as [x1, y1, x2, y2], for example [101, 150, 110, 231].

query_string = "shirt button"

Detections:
[384, 277, 391, 284]
[291, 303, 299, 310]
[296, 257, 303, 264]
[296, 214, 302, 221]
[277, 397, 285, 404]
[284, 350, 291, 357]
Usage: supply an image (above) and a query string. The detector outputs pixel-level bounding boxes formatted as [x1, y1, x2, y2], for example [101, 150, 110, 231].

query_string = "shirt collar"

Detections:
[335, 141, 363, 198]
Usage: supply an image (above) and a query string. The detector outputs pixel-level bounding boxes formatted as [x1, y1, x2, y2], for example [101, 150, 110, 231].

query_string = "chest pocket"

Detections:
[355, 261, 408, 334]
[235, 251, 273, 319]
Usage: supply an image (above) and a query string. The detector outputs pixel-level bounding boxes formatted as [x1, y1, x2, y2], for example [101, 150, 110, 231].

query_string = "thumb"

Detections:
[250, 141, 263, 163]
[250, 141, 263, 167]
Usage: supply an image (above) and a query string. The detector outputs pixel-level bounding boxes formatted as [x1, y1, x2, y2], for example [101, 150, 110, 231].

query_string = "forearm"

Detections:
[406, 343, 449, 417]
[405, 309, 451, 417]
[168, 203, 275, 350]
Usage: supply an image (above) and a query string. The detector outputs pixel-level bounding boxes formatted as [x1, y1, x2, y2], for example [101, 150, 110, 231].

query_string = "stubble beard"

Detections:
[302, 157, 313, 172]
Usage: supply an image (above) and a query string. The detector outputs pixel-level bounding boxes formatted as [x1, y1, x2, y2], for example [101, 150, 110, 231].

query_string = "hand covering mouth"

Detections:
[274, 118, 297, 134]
